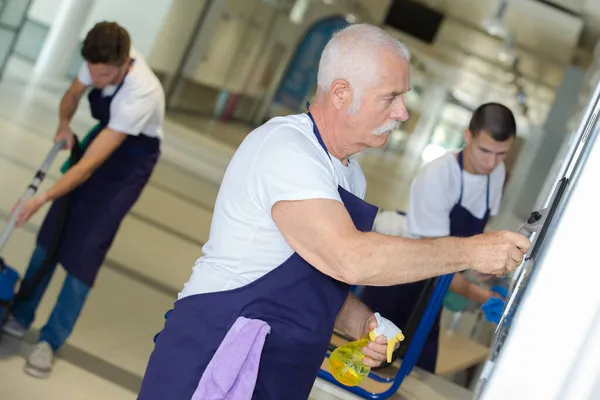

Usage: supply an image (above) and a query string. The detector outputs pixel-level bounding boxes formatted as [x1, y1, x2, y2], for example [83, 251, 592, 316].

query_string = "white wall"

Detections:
[175, 0, 392, 93]
[29, 0, 62, 24]
[28, 0, 173, 58]
[148, 0, 208, 73]
[185, 0, 277, 92]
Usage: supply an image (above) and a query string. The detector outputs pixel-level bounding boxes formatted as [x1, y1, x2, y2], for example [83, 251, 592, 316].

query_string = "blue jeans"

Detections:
[11, 244, 90, 351]
[350, 285, 365, 299]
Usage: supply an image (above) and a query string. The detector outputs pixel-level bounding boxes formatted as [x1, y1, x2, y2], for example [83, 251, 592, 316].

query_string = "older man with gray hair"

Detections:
[138, 24, 529, 399]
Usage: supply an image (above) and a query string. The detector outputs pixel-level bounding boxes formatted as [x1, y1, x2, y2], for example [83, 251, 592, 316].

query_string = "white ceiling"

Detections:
[539, 0, 600, 50]
[579, 0, 600, 49]
[419, 0, 584, 63]
[381, 0, 600, 128]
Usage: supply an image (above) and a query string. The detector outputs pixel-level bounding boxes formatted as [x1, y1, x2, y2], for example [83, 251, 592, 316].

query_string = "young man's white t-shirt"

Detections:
[77, 46, 165, 140]
[405, 152, 506, 239]
[179, 113, 367, 299]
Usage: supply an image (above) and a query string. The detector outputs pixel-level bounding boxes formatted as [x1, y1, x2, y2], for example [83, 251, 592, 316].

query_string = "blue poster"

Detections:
[273, 16, 349, 112]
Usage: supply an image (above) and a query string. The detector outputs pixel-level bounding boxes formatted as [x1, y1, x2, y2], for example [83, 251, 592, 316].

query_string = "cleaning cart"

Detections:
[319, 207, 510, 399]
[320, 275, 452, 399]
[0, 137, 80, 334]
[319, 209, 453, 399]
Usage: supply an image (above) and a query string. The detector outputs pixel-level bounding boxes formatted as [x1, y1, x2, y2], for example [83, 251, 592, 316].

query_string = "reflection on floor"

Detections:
[168, 112, 253, 150]
[0, 57, 462, 400]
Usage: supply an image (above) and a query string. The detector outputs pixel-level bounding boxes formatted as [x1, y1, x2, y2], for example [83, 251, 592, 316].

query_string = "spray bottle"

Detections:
[328, 312, 404, 386]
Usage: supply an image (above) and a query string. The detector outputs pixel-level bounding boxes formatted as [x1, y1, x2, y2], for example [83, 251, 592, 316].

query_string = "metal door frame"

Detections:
[0, 0, 35, 81]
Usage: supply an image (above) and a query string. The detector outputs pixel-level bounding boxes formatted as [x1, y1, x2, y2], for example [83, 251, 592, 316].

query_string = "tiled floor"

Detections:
[0, 57, 470, 400]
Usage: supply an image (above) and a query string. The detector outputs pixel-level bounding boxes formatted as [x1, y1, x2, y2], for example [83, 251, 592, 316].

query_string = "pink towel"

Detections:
[192, 316, 271, 400]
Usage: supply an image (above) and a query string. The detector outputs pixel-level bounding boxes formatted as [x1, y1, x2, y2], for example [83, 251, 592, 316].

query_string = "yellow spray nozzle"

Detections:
[369, 330, 405, 364]
[369, 330, 378, 341]
[386, 332, 405, 363]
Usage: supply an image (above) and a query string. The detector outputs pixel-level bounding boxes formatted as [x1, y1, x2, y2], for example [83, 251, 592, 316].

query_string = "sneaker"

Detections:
[24, 341, 54, 379]
[2, 315, 26, 339]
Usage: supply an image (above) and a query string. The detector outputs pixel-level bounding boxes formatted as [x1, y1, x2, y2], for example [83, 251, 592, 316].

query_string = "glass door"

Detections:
[0, 0, 34, 80]
[421, 100, 472, 163]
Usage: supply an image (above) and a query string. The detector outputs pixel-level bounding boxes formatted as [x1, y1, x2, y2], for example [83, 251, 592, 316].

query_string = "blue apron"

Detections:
[37, 60, 161, 287]
[137, 112, 378, 400]
[361, 150, 490, 372]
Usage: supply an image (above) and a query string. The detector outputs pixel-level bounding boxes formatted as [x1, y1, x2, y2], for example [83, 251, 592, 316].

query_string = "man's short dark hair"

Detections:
[468, 102, 516, 142]
[81, 22, 130, 66]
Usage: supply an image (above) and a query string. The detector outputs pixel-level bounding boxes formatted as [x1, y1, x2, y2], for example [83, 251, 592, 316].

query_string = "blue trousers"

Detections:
[350, 285, 365, 298]
[11, 243, 90, 351]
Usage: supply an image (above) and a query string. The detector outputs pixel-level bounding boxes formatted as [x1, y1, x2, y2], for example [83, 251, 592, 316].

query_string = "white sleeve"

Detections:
[491, 163, 506, 216]
[406, 172, 453, 238]
[77, 62, 92, 86]
[108, 89, 154, 136]
[249, 130, 341, 212]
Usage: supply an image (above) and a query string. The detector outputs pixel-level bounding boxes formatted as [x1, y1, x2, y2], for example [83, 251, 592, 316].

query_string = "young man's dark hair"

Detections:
[468, 102, 517, 142]
[81, 21, 130, 66]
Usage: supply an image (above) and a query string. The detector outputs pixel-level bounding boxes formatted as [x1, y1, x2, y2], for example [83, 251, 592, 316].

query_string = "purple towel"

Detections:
[192, 316, 271, 400]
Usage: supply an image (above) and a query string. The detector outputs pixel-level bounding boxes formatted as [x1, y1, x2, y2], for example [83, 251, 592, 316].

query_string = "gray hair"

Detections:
[317, 24, 411, 114]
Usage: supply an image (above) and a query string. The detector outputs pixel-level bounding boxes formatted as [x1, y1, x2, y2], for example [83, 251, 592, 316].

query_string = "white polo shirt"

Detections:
[179, 113, 367, 298]
[77, 46, 165, 140]
[405, 152, 505, 238]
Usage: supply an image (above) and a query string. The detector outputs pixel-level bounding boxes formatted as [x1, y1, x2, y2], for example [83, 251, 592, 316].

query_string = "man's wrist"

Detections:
[468, 283, 493, 304]
[36, 192, 49, 205]
[434, 236, 473, 273]
[360, 315, 371, 338]
[58, 121, 70, 131]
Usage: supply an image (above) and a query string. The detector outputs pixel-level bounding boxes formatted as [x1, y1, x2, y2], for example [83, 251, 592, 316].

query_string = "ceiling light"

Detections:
[482, 0, 510, 38]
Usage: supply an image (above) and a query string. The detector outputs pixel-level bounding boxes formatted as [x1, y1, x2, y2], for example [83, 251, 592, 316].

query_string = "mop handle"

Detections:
[0, 139, 66, 257]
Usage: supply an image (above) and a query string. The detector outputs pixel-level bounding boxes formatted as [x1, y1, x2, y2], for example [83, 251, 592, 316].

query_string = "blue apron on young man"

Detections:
[361, 150, 490, 373]
[137, 111, 378, 400]
[36, 60, 160, 288]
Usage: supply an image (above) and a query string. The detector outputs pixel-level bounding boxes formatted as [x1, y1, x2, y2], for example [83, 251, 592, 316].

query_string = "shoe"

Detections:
[2, 315, 26, 339]
[24, 341, 54, 379]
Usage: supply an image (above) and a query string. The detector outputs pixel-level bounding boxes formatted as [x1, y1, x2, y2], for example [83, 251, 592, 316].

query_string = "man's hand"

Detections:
[466, 231, 530, 277]
[56, 77, 87, 150]
[41, 128, 127, 204]
[472, 271, 495, 282]
[360, 314, 399, 368]
[55, 125, 74, 150]
[14, 194, 48, 227]
[450, 273, 496, 305]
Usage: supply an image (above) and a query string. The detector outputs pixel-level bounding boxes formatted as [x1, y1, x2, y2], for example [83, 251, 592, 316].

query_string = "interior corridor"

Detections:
[0, 57, 455, 400]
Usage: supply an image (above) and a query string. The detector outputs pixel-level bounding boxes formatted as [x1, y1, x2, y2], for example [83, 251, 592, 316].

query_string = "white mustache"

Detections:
[372, 120, 401, 136]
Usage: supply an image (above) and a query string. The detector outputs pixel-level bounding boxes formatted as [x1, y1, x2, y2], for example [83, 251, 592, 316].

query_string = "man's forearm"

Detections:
[44, 163, 92, 202]
[44, 128, 127, 201]
[449, 273, 492, 304]
[342, 232, 471, 286]
[59, 91, 80, 128]
[274, 198, 526, 289]
[333, 294, 373, 340]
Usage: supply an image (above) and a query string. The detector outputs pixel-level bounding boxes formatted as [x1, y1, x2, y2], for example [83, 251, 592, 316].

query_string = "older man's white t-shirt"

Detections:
[179, 113, 367, 298]
[77, 46, 165, 140]
[405, 152, 506, 239]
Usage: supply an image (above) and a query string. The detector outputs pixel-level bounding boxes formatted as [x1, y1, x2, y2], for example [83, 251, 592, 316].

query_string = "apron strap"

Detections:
[457, 151, 491, 211]
[486, 171, 490, 211]
[305, 102, 332, 161]
[111, 58, 134, 98]
[457, 151, 465, 205]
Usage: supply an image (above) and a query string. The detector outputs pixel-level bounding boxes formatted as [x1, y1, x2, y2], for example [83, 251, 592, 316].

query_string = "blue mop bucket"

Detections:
[0, 259, 19, 324]
[0, 138, 73, 332]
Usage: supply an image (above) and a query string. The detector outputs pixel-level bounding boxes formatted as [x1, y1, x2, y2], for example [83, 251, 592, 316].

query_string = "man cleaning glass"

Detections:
[361, 102, 517, 373]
